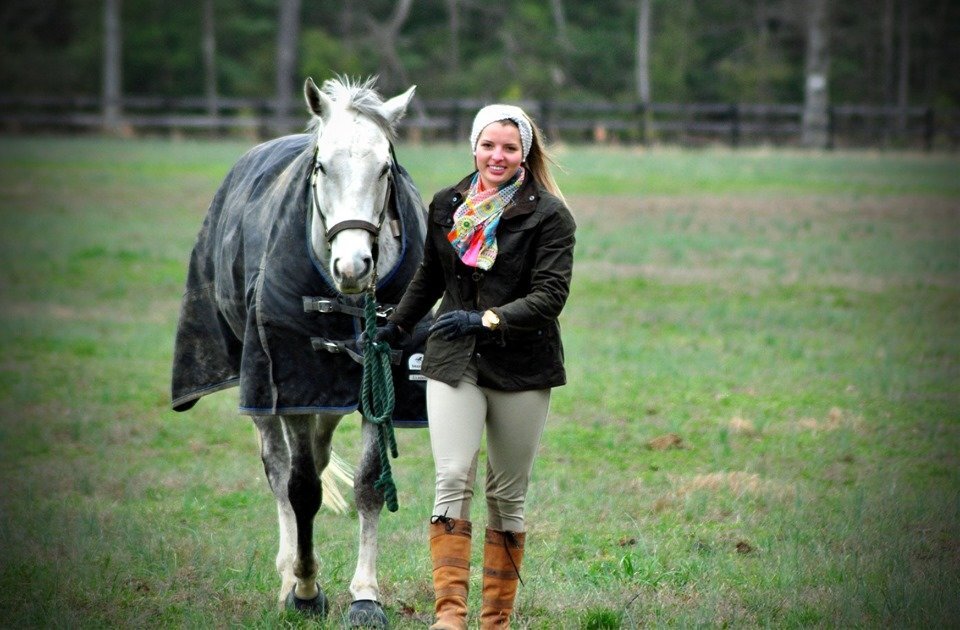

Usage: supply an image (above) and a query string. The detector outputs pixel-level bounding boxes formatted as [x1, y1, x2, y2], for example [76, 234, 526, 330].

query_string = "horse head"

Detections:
[304, 77, 416, 294]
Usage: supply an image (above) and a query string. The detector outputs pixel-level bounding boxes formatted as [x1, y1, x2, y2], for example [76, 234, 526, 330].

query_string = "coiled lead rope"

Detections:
[359, 288, 400, 512]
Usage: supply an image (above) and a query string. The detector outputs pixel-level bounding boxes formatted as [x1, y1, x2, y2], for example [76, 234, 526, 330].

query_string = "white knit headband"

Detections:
[470, 104, 533, 160]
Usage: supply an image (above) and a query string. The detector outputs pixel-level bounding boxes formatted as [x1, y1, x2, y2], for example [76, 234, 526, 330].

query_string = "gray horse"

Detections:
[171, 77, 427, 626]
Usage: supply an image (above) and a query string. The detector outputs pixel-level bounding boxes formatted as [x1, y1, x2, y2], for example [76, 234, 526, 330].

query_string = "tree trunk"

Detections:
[202, 0, 218, 127]
[635, 0, 651, 104]
[801, 0, 830, 148]
[102, 0, 122, 133]
[341, 0, 355, 53]
[445, 0, 460, 75]
[896, 0, 909, 132]
[275, 0, 302, 135]
[549, 0, 572, 89]
[755, 0, 770, 103]
[882, 0, 894, 105]
[363, 0, 425, 118]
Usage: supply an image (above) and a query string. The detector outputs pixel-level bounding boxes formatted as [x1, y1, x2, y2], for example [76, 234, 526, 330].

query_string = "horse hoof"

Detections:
[284, 583, 328, 617]
[348, 599, 389, 628]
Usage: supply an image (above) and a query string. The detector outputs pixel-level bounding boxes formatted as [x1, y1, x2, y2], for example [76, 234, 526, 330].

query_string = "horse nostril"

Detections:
[332, 255, 372, 285]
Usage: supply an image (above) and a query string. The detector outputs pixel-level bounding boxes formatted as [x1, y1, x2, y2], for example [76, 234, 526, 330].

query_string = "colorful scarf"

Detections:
[447, 168, 525, 270]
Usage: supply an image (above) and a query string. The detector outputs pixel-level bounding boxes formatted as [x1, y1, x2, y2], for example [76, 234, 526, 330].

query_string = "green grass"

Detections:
[0, 135, 958, 628]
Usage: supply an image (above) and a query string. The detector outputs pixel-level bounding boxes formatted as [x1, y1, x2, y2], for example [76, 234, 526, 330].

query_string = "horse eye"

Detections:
[315, 161, 326, 175]
[379, 165, 390, 179]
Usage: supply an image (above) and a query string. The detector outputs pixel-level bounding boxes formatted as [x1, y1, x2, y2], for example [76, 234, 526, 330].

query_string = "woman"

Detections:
[378, 104, 575, 629]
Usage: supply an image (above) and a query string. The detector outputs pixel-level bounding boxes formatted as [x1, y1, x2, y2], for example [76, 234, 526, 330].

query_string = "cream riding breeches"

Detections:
[426, 360, 550, 532]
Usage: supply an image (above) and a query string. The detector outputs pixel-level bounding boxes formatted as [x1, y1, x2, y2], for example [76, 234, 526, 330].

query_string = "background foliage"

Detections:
[1, 0, 958, 106]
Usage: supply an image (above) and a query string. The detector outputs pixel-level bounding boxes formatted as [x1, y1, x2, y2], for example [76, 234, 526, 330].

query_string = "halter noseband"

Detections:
[324, 218, 382, 242]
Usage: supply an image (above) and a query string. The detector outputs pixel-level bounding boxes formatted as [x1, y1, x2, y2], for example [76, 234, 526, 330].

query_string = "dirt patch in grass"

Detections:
[647, 433, 687, 450]
[793, 406, 865, 434]
[728, 417, 758, 435]
[654, 471, 796, 512]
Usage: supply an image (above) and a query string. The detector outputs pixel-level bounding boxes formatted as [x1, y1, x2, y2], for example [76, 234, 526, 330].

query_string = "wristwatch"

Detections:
[482, 310, 501, 330]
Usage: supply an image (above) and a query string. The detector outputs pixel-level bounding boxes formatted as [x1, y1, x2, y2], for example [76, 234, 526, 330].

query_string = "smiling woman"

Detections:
[371, 104, 577, 629]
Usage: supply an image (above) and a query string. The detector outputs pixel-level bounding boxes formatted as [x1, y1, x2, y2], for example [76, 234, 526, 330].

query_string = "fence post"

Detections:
[540, 100, 554, 143]
[729, 104, 740, 147]
[257, 99, 272, 140]
[924, 107, 935, 151]
[826, 105, 835, 150]
[449, 100, 461, 143]
[636, 102, 647, 146]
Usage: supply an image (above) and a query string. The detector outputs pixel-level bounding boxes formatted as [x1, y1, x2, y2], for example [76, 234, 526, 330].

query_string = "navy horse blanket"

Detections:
[171, 134, 429, 426]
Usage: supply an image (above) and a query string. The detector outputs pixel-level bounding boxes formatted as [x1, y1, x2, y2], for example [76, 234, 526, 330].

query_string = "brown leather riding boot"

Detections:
[428, 516, 472, 630]
[480, 528, 525, 629]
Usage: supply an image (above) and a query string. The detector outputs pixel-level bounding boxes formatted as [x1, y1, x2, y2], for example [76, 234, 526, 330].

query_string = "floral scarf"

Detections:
[447, 168, 525, 270]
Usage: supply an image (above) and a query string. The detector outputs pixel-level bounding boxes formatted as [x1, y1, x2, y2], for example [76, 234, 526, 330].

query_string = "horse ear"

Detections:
[304, 77, 332, 120]
[380, 85, 416, 126]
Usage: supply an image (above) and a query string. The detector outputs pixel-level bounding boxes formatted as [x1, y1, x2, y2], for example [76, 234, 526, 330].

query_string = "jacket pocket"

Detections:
[495, 325, 561, 375]
[488, 214, 540, 282]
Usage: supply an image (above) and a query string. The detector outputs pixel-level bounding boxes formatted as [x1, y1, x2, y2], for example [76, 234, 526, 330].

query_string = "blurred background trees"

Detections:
[1, 0, 956, 108]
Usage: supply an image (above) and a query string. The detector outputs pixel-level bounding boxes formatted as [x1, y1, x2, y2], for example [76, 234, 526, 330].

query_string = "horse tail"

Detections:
[321, 450, 355, 514]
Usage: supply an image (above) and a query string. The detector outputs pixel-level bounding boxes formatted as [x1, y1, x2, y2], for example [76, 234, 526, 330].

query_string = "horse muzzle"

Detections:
[332, 254, 374, 294]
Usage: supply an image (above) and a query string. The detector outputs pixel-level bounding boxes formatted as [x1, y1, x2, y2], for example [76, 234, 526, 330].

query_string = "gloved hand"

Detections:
[361, 320, 406, 349]
[429, 310, 484, 341]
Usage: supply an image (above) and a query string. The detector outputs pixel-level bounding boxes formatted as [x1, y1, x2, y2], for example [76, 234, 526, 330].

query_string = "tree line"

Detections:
[1, 0, 957, 145]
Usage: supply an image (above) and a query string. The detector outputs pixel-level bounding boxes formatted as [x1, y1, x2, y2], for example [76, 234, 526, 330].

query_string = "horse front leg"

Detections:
[282, 413, 340, 616]
[347, 416, 389, 627]
[255, 414, 333, 617]
[253, 415, 298, 604]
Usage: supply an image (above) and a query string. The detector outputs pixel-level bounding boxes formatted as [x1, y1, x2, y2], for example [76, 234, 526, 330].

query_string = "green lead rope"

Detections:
[359, 289, 400, 512]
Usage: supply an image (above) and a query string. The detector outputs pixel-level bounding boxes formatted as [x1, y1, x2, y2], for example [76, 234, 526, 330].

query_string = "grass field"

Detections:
[0, 135, 957, 628]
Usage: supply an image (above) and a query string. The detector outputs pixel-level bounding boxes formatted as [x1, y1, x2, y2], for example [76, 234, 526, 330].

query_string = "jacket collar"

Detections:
[448, 170, 540, 221]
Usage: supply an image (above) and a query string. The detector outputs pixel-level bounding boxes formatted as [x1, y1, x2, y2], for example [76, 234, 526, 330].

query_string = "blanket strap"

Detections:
[303, 296, 394, 320]
[310, 337, 403, 366]
[359, 288, 400, 513]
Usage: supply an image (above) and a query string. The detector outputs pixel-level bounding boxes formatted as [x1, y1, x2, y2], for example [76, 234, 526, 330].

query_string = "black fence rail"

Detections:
[2, 94, 957, 150]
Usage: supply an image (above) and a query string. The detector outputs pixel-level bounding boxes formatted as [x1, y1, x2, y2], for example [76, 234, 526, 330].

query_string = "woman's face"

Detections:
[474, 121, 523, 190]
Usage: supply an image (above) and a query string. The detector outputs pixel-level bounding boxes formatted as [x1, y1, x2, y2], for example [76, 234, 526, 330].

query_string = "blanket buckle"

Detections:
[303, 297, 337, 313]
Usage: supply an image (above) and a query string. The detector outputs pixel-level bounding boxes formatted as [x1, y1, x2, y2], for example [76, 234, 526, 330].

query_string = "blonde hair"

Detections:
[523, 119, 566, 205]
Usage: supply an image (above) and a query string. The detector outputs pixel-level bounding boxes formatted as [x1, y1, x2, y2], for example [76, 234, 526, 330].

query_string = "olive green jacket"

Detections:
[390, 172, 576, 390]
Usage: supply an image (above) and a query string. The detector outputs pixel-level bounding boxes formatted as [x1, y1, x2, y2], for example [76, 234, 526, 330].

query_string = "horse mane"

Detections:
[306, 76, 398, 142]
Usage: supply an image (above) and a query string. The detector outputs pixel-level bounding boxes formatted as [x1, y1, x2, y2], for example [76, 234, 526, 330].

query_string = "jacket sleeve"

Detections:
[389, 203, 445, 331]
[495, 201, 576, 333]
